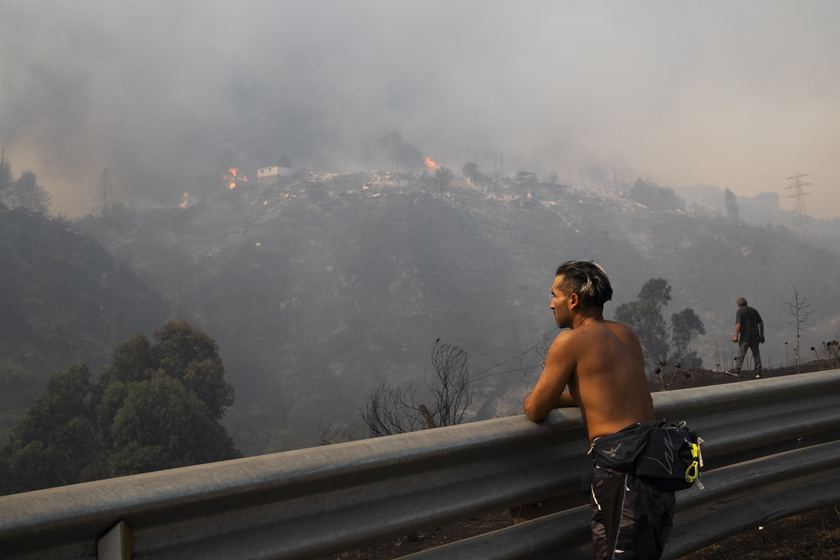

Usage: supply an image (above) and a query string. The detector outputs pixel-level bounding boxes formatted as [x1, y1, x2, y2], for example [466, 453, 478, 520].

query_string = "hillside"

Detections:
[0, 207, 170, 436]
[66, 171, 840, 454]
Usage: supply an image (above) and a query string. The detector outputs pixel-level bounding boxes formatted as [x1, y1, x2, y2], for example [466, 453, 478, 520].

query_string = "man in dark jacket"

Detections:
[725, 297, 765, 378]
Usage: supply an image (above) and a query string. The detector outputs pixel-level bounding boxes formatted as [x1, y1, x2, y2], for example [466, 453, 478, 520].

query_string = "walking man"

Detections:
[725, 297, 764, 378]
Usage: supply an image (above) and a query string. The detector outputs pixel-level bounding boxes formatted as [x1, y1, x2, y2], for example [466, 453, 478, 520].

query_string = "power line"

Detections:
[470, 329, 556, 383]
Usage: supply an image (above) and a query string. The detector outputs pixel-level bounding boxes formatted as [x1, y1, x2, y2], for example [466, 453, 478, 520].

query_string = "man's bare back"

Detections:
[524, 273, 654, 441]
[524, 261, 674, 560]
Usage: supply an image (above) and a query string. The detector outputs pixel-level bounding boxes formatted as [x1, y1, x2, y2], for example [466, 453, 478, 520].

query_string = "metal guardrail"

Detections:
[0, 369, 838, 560]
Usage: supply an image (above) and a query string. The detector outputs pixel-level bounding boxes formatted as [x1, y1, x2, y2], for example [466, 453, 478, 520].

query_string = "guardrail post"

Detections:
[97, 520, 132, 560]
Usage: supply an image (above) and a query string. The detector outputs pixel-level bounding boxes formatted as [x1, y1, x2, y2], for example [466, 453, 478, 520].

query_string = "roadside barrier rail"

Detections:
[0, 369, 838, 560]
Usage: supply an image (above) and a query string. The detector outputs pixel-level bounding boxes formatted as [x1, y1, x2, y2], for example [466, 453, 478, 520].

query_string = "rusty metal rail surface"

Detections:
[0, 369, 838, 560]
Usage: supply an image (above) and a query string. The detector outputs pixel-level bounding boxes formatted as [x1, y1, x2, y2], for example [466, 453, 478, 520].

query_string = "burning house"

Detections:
[222, 168, 249, 189]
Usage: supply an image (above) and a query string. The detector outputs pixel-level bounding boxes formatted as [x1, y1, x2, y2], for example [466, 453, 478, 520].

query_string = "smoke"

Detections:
[2, 1, 840, 217]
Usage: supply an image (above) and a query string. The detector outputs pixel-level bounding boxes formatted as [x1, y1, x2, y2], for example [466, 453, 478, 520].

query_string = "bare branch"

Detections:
[357, 339, 474, 438]
[787, 285, 814, 370]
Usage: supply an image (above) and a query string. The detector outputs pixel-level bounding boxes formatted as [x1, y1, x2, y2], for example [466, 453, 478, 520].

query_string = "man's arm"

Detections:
[524, 333, 577, 422]
[557, 390, 578, 407]
[732, 322, 741, 342]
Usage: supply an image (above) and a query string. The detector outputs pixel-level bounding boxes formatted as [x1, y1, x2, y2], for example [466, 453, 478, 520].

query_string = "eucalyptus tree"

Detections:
[0, 321, 240, 495]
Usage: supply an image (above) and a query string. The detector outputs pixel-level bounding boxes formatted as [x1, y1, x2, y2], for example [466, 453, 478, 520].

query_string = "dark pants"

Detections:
[734, 339, 762, 374]
[590, 466, 675, 560]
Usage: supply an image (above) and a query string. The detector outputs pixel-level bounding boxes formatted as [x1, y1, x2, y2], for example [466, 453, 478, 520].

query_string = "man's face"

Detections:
[550, 275, 573, 328]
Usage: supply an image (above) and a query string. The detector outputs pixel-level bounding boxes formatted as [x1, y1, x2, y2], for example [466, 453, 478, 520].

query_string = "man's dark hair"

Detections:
[737, 297, 748, 307]
[555, 260, 613, 307]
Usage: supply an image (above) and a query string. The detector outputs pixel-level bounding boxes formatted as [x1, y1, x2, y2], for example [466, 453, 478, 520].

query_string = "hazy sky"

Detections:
[2, 1, 839, 218]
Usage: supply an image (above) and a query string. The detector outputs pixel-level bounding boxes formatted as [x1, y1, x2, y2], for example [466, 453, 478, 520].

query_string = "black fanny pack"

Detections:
[591, 420, 703, 491]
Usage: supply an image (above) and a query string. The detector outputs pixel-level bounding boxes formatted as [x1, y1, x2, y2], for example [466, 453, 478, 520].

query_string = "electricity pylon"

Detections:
[785, 172, 811, 238]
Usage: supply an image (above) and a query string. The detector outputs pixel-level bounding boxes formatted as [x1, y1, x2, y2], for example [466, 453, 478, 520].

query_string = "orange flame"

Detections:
[223, 168, 248, 189]
[424, 157, 440, 172]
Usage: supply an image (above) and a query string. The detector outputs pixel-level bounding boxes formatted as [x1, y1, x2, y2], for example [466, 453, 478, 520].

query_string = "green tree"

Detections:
[152, 321, 234, 421]
[106, 373, 236, 476]
[638, 277, 672, 307]
[614, 278, 705, 370]
[670, 308, 707, 368]
[0, 321, 240, 495]
[94, 321, 238, 474]
[98, 332, 156, 385]
[0, 364, 98, 494]
[615, 278, 671, 366]
[1, 169, 51, 214]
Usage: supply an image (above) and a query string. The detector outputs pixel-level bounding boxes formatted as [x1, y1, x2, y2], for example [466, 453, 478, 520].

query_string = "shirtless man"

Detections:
[524, 261, 674, 560]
